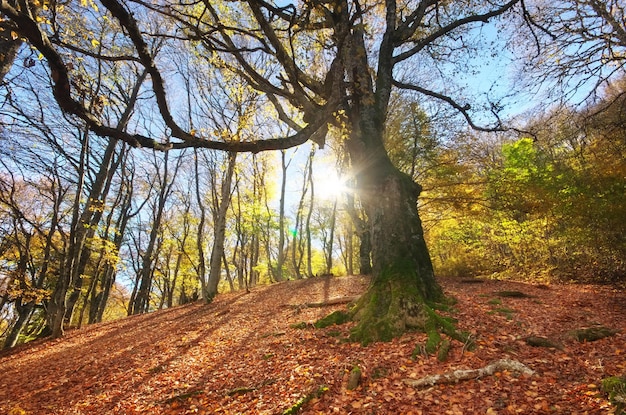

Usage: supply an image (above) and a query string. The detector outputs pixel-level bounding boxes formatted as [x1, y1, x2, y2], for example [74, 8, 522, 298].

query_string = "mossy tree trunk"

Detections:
[340, 14, 444, 345]
[347, 152, 444, 344]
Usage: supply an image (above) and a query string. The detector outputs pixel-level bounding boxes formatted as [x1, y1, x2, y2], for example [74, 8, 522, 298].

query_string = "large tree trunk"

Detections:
[3, 301, 34, 349]
[348, 156, 444, 344]
[333, 15, 444, 344]
[343, 37, 443, 343]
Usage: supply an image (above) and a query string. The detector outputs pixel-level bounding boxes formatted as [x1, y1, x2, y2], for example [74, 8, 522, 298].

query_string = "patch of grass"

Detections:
[371, 366, 389, 379]
[569, 326, 618, 342]
[487, 298, 502, 306]
[495, 290, 532, 298]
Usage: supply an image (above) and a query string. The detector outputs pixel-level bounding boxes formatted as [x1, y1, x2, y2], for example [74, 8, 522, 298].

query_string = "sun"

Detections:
[314, 168, 349, 201]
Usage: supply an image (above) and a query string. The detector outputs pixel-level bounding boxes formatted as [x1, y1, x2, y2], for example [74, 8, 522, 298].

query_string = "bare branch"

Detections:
[394, 0, 519, 64]
[392, 80, 504, 132]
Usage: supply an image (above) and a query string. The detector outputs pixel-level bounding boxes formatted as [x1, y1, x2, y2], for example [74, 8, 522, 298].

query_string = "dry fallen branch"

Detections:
[286, 296, 360, 309]
[403, 358, 535, 389]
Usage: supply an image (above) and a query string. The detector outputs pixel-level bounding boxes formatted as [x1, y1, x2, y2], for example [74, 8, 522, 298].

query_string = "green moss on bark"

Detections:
[424, 329, 442, 355]
[347, 261, 464, 346]
[347, 365, 362, 390]
[437, 339, 451, 362]
[314, 310, 351, 328]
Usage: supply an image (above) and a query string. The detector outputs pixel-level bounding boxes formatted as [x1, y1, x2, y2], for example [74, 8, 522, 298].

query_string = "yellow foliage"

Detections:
[9, 406, 27, 415]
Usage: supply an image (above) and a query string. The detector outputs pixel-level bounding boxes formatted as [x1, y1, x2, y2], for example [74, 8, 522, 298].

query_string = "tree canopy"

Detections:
[0, 0, 624, 346]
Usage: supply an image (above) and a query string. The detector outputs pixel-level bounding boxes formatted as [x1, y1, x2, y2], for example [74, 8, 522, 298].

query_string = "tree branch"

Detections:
[392, 80, 504, 132]
[1, 0, 330, 152]
[393, 0, 519, 64]
[403, 358, 534, 389]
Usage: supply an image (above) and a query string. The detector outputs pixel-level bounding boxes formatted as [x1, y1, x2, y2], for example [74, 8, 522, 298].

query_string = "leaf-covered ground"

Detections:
[1, 275, 625, 414]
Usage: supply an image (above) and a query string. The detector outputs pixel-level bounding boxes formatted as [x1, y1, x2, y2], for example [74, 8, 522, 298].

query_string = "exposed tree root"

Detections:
[569, 326, 618, 342]
[524, 335, 563, 349]
[286, 296, 360, 310]
[403, 358, 535, 389]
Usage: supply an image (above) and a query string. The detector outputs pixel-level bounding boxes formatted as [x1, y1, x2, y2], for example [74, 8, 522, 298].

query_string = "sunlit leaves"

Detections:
[6, 278, 50, 304]
[424, 85, 626, 281]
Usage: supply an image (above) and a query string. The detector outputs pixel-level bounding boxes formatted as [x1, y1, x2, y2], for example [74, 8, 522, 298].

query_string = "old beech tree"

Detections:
[1, 0, 522, 342]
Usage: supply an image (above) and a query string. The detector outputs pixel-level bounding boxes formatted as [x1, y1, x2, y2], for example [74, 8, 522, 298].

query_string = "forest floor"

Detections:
[1, 275, 625, 415]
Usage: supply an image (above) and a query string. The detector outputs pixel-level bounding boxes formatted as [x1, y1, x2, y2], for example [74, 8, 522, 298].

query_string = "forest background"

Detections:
[0, 0, 624, 350]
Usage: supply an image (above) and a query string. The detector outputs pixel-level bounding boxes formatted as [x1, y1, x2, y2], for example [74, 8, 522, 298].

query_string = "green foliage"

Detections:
[602, 376, 626, 414]
[421, 89, 626, 283]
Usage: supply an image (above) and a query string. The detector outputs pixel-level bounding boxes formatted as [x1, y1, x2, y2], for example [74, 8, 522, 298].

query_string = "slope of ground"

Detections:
[1, 275, 625, 414]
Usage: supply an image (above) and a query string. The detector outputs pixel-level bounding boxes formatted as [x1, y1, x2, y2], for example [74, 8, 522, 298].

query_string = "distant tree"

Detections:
[0, 175, 59, 348]
[205, 151, 237, 301]
[130, 150, 183, 315]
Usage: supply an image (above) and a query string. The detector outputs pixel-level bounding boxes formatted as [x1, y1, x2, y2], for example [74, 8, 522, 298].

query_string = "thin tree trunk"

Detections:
[306, 150, 315, 277]
[48, 70, 148, 336]
[3, 302, 34, 349]
[205, 152, 237, 301]
[132, 151, 183, 314]
[325, 199, 337, 274]
[194, 149, 208, 299]
[275, 150, 288, 282]
[292, 147, 314, 279]
[92, 160, 134, 323]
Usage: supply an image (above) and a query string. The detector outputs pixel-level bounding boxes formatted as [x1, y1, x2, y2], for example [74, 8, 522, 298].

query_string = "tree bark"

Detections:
[324, 199, 337, 274]
[0, 1, 23, 84]
[194, 149, 209, 299]
[343, 22, 443, 344]
[348, 152, 443, 344]
[205, 151, 237, 301]
[306, 151, 315, 277]
[275, 150, 288, 282]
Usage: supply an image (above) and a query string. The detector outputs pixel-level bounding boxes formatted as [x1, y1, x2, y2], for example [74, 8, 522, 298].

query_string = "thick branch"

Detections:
[99, 0, 188, 140]
[0, 0, 329, 152]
